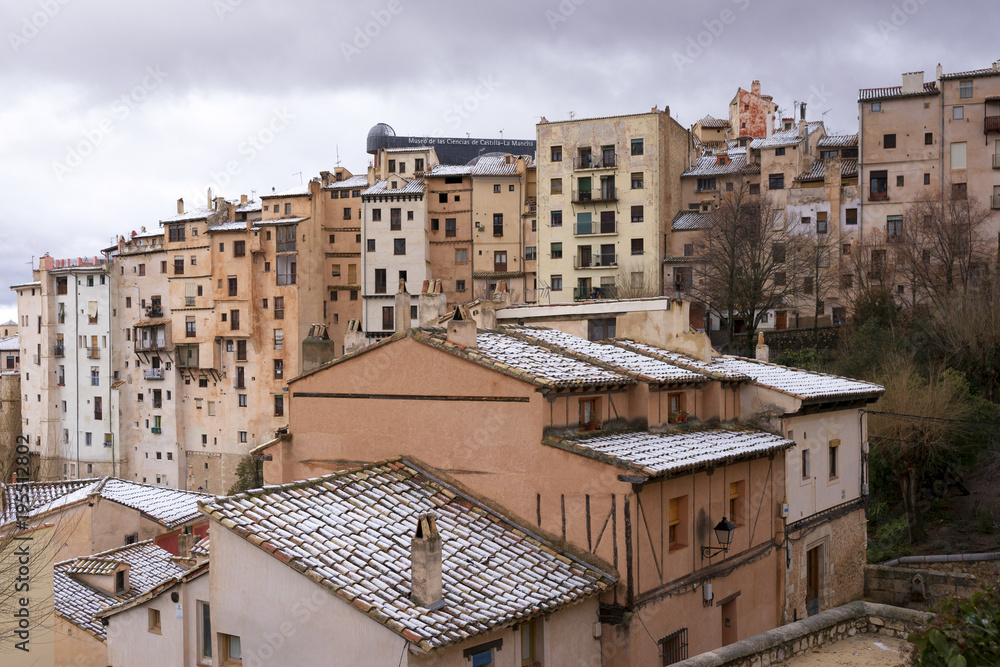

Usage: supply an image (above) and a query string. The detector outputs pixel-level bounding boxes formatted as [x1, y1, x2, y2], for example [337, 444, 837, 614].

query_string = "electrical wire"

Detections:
[862, 409, 1000, 427]
[634, 608, 665, 661]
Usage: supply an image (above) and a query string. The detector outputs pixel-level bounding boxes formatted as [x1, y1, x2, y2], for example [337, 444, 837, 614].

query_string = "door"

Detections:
[806, 546, 821, 616]
[578, 245, 593, 268]
[775, 310, 787, 330]
[721, 599, 738, 646]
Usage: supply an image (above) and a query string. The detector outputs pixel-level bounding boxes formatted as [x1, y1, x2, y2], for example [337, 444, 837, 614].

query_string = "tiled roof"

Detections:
[858, 82, 938, 101]
[505, 326, 705, 384]
[416, 329, 633, 389]
[256, 216, 309, 226]
[816, 134, 858, 148]
[471, 155, 518, 176]
[707, 356, 884, 401]
[323, 174, 370, 190]
[235, 200, 262, 213]
[426, 164, 473, 177]
[1, 319, 16, 326]
[54, 541, 188, 640]
[363, 178, 425, 196]
[208, 220, 257, 232]
[749, 123, 823, 149]
[261, 184, 311, 198]
[1, 478, 210, 529]
[697, 115, 730, 128]
[547, 427, 794, 476]
[201, 460, 614, 651]
[98, 562, 209, 622]
[159, 207, 215, 224]
[682, 154, 748, 177]
[66, 557, 123, 576]
[190, 535, 210, 556]
[841, 158, 859, 177]
[941, 66, 1000, 80]
[0, 335, 18, 351]
[611, 340, 748, 382]
[797, 159, 859, 182]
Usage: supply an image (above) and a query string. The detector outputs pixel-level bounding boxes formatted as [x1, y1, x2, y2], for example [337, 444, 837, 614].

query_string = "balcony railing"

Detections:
[574, 254, 617, 269]
[573, 287, 616, 301]
[86, 348, 100, 359]
[145, 305, 163, 318]
[985, 116, 1000, 133]
[572, 188, 617, 204]
[992, 195, 1000, 210]
[144, 368, 164, 380]
[53, 345, 64, 357]
[151, 427, 161, 434]
[574, 220, 617, 236]
[869, 190, 888, 201]
[136, 340, 167, 352]
[573, 155, 616, 170]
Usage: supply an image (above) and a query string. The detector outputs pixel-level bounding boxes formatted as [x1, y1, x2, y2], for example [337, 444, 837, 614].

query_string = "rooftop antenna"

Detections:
[335, 145, 342, 167]
[293, 171, 303, 185]
[568, 111, 576, 120]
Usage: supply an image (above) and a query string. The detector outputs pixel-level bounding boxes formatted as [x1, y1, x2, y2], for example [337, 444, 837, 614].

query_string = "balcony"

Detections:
[573, 286, 615, 301]
[869, 191, 888, 201]
[151, 427, 161, 434]
[86, 348, 100, 359]
[572, 188, 617, 204]
[574, 254, 617, 270]
[145, 305, 163, 318]
[985, 116, 1000, 133]
[136, 340, 167, 352]
[144, 368, 164, 380]
[992, 195, 1000, 210]
[574, 220, 617, 236]
[53, 345, 64, 357]
[573, 155, 616, 170]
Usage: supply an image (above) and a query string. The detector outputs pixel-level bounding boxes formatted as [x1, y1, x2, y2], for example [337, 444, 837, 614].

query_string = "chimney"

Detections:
[798, 102, 807, 137]
[446, 308, 477, 348]
[207, 188, 212, 209]
[418, 280, 447, 326]
[755, 331, 770, 363]
[176, 198, 184, 215]
[177, 531, 192, 558]
[240, 194, 248, 205]
[410, 514, 444, 609]
[901, 71, 924, 95]
[394, 279, 410, 333]
[343, 319, 367, 355]
[302, 323, 337, 373]
[751, 80, 761, 96]
[936, 63, 944, 80]
[320, 170, 332, 187]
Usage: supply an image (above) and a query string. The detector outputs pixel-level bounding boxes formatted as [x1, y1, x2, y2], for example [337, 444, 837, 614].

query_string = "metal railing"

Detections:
[144, 368, 164, 380]
[572, 188, 617, 204]
[53, 345, 64, 357]
[574, 220, 617, 236]
[86, 348, 100, 359]
[573, 155, 616, 170]
[136, 340, 167, 352]
[151, 427, 161, 434]
[869, 190, 888, 201]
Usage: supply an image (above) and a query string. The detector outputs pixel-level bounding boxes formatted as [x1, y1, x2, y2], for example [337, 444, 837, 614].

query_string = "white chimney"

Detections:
[176, 198, 184, 215]
[755, 331, 770, 363]
[410, 515, 443, 609]
[901, 71, 924, 95]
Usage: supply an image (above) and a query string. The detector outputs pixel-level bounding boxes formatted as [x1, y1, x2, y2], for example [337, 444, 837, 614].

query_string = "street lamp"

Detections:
[702, 517, 736, 559]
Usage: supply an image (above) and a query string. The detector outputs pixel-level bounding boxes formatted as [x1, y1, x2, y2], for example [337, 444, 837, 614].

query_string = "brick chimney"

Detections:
[446, 308, 477, 348]
[751, 80, 761, 96]
[410, 514, 444, 609]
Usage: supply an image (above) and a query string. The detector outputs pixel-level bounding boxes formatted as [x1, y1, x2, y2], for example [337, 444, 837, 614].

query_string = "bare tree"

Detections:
[611, 259, 661, 300]
[928, 274, 1000, 401]
[689, 182, 802, 351]
[844, 228, 901, 321]
[798, 230, 840, 342]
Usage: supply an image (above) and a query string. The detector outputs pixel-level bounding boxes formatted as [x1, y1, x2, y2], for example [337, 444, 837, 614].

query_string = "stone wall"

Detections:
[865, 564, 978, 610]
[672, 601, 930, 667]
[762, 326, 840, 354]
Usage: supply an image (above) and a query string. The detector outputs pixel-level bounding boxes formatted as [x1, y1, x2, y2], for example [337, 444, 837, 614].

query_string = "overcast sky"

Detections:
[1, 0, 995, 322]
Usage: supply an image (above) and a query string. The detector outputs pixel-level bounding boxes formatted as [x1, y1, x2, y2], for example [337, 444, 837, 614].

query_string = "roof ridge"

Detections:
[56, 538, 158, 567]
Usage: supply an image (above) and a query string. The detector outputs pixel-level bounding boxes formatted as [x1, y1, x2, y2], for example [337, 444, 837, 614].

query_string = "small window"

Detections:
[148, 608, 161, 633]
[883, 133, 896, 149]
[802, 449, 811, 479]
[631, 205, 644, 222]
[631, 172, 643, 189]
[775, 147, 786, 156]
[550, 178, 562, 195]
[579, 398, 600, 430]
[924, 173, 931, 185]
[551, 274, 562, 291]
[631, 238, 644, 255]
[925, 132, 933, 145]
[845, 208, 858, 225]
[959, 80, 973, 99]
[493, 184, 501, 193]
[233, 241, 245, 257]
[631, 138, 644, 155]
[393, 238, 406, 255]
[455, 280, 466, 292]
[550, 210, 562, 227]
[768, 173, 784, 190]
[953, 106, 964, 120]
[871, 102, 882, 112]
[668, 496, 687, 549]
[550, 242, 562, 259]
[221, 633, 242, 663]
[729, 481, 745, 526]
[829, 439, 840, 479]
[551, 145, 562, 161]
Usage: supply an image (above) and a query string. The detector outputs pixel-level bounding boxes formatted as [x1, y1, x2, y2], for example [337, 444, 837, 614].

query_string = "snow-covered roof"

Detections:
[672, 211, 714, 231]
[256, 216, 308, 226]
[0, 335, 18, 351]
[471, 155, 518, 176]
[426, 164, 472, 177]
[505, 326, 705, 384]
[749, 123, 824, 150]
[1, 478, 210, 529]
[682, 153, 748, 177]
[54, 541, 187, 641]
[1, 320, 15, 326]
[201, 460, 614, 652]
[363, 178, 425, 196]
[797, 158, 858, 182]
[697, 115, 731, 128]
[261, 184, 311, 198]
[235, 200, 263, 213]
[384, 146, 432, 153]
[159, 206, 214, 224]
[323, 174, 370, 190]
[190, 535, 210, 556]
[816, 134, 858, 148]
[706, 356, 884, 401]
[208, 220, 257, 232]
[548, 427, 794, 476]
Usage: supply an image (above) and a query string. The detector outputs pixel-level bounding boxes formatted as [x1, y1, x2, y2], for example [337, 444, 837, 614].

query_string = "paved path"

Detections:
[781, 633, 911, 666]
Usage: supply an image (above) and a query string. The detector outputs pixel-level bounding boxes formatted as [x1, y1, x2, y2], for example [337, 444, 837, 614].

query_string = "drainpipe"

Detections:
[74, 272, 80, 480]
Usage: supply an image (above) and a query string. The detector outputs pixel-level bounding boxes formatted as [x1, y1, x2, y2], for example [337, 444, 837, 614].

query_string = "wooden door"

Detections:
[775, 310, 787, 330]
[721, 599, 738, 646]
[806, 546, 821, 616]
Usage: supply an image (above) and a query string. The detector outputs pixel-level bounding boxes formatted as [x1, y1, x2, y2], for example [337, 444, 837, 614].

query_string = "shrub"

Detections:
[909, 581, 1000, 666]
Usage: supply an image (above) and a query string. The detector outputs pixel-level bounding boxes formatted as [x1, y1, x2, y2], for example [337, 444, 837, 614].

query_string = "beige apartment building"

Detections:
[859, 63, 1000, 297]
[536, 108, 690, 304]
[425, 162, 475, 305]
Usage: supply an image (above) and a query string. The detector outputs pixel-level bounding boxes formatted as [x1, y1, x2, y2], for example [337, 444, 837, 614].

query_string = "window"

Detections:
[841, 273, 853, 289]
[174, 257, 184, 275]
[456, 280, 466, 291]
[587, 318, 616, 341]
[273, 297, 284, 319]
[276, 254, 296, 285]
[238, 394, 247, 408]
[276, 224, 296, 252]
[455, 248, 468, 264]
[228, 276, 238, 297]
[551, 274, 562, 291]
[950, 141, 967, 170]
[804, 276, 814, 295]
[870, 170, 888, 199]
[959, 79, 973, 98]
[772, 243, 786, 263]
[883, 133, 896, 149]
[168, 225, 185, 242]
[579, 397, 599, 429]
[438, 193, 447, 204]
[414, 158, 424, 172]
[631, 205, 644, 222]
[198, 603, 212, 661]
[816, 211, 828, 234]
[551, 145, 562, 161]
[382, 306, 394, 331]
[374, 269, 388, 294]
[520, 619, 540, 666]
[550, 242, 563, 259]
[390, 208, 401, 230]
[550, 210, 562, 227]
[631, 138, 644, 155]
[524, 246, 537, 261]
[146, 606, 162, 633]
[388, 159, 395, 172]
[729, 481, 745, 526]
[952, 182, 967, 198]
[430, 218, 439, 231]
[829, 439, 840, 479]
[925, 132, 933, 145]
[668, 496, 687, 549]
[749, 183, 760, 195]
[494, 251, 507, 272]
[371, 207, 383, 222]
[445, 218, 456, 237]
[367, 239, 375, 252]
[493, 184, 501, 193]
[274, 359, 283, 379]
[493, 213, 503, 236]
[683, 243, 695, 257]
[94, 396, 103, 420]
[768, 173, 784, 189]
[801, 448, 811, 479]
[631, 172, 644, 189]
[696, 178, 716, 192]
[399, 162, 405, 173]
[631, 238, 644, 255]
[550, 178, 562, 194]
[846, 208, 857, 225]
[230, 310, 240, 330]
[85, 432, 92, 446]
[393, 239, 406, 255]
[660, 628, 689, 665]
[91, 367, 100, 386]
[221, 633, 242, 664]
[233, 241, 245, 257]
[186, 316, 196, 338]
[775, 147, 786, 156]
[871, 102, 882, 112]
[887, 215, 903, 239]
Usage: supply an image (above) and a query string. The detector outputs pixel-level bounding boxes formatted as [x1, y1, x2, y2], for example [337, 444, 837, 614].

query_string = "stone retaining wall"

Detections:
[864, 564, 978, 610]
[671, 601, 930, 667]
